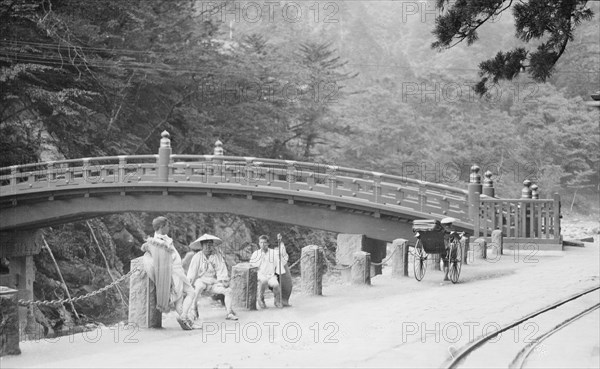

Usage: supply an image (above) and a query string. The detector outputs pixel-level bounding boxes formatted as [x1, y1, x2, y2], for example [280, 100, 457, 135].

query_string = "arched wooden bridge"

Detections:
[0, 135, 476, 243]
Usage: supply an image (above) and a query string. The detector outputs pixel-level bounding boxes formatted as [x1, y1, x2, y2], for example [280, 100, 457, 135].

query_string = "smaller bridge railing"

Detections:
[473, 194, 561, 244]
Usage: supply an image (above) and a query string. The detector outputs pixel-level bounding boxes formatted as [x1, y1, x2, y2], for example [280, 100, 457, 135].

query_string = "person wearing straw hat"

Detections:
[187, 234, 239, 322]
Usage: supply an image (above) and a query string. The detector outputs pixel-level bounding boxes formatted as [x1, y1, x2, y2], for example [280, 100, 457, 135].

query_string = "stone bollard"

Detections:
[461, 236, 470, 265]
[491, 230, 503, 255]
[231, 263, 258, 310]
[391, 239, 409, 277]
[301, 245, 324, 295]
[128, 257, 161, 328]
[351, 251, 371, 285]
[0, 286, 20, 356]
[473, 238, 487, 260]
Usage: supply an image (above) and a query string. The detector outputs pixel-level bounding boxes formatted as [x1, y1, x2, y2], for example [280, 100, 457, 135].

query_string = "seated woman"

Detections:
[186, 234, 239, 324]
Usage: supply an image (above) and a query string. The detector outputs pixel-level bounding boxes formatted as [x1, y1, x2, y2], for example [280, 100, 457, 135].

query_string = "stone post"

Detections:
[482, 170, 495, 198]
[301, 245, 323, 295]
[461, 236, 470, 265]
[491, 230, 504, 255]
[391, 239, 409, 277]
[157, 130, 171, 182]
[468, 165, 482, 221]
[473, 238, 487, 260]
[351, 251, 371, 285]
[530, 184, 539, 199]
[128, 257, 161, 328]
[231, 263, 257, 310]
[0, 287, 20, 356]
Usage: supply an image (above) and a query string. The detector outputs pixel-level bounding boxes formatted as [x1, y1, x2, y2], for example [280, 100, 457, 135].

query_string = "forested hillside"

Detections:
[1, 0, 598, 333]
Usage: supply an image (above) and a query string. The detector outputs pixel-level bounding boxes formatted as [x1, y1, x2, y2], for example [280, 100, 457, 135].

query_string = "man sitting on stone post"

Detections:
[187, 234, 239, 323]
[141, 216, 196, 330]
[249, 235, 287, 309]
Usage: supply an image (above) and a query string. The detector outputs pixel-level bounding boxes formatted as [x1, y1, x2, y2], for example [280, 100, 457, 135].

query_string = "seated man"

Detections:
[141, 216, 196, 330]
[249, 235, 287, 309]
[187, 234, 238, 322]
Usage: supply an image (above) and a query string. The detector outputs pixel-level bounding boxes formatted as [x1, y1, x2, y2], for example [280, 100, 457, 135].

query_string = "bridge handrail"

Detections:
[1, 155, 469, 198]
[170, 155, 469, 197]
[0, 154, 475, 224]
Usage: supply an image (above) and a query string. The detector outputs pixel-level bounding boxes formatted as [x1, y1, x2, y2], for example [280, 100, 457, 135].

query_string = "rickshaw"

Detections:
[411, 218, 465, 283]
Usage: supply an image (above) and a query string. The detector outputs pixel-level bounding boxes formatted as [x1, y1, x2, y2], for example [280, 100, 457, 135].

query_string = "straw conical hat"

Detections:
[189, 234, 222, 251]
[441, 217, 457, 225]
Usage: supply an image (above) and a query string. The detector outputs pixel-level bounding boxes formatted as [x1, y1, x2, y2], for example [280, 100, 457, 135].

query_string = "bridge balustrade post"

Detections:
[530, 184, 539, 199]
[553, 193, 561, 239]
[157, 131, 171, 182]
[472, 192, 481, 238]
[351, 251, 371, 285]
[118, 156, 126, 183]
[300, 245, 324, 295]
[482, 170, 495, 198]
[521, 180, 532, 237]
[10, 166, 17, 192]
[468, 165, 482, 221]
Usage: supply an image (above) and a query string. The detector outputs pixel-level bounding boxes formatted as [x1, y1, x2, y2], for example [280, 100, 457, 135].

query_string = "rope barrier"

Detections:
[370, 247, 398, 266]
[18, 267, 142, 307]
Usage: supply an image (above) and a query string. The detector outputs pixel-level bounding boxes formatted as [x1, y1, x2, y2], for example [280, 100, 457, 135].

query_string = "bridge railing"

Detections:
[0, 155, 158, 194]
[472, 192, 561, 243]
[0, 154, 471, 223]
[170, 154, 471, 221]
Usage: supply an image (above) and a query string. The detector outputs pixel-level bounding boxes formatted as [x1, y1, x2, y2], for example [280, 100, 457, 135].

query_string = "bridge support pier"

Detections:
[351, 252, 371, 285]
[0, 231, 41, 331]
[336, 234, 386, 281]
[391, 239, 409, 277]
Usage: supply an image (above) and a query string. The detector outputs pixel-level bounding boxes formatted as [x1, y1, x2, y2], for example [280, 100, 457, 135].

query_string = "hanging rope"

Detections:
[18, 267, 141, 307]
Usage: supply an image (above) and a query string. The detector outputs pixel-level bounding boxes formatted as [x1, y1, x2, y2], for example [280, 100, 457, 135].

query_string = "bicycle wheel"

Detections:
[413, 239, 427, 281]
[448, 238, 462, 284]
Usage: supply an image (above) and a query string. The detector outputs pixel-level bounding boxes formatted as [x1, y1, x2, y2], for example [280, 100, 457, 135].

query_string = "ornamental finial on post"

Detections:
[214, 139, 223, 156]
[482, 170, 495, 197]
[521, 179, 532, 199]
[469, 165, 481, 184]
[160, 130, 171, 148]
[531, 184, 539, 199]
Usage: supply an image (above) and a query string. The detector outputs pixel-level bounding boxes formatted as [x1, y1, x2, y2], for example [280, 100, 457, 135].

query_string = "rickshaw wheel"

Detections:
[448, 238, 462, 284]
[413, 239, 427, 281]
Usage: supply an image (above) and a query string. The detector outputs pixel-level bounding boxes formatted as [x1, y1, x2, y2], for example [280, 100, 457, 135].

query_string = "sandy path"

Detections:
[2, 225, 598, 368]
